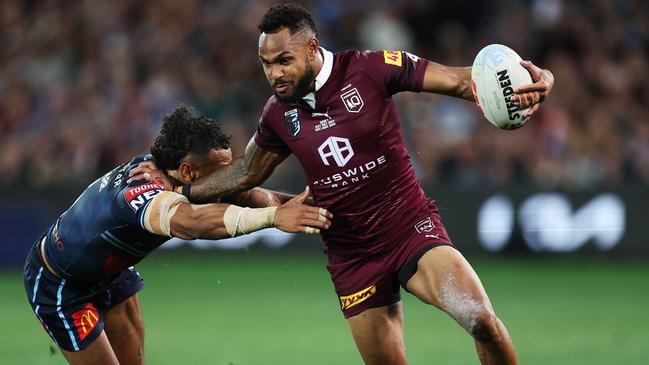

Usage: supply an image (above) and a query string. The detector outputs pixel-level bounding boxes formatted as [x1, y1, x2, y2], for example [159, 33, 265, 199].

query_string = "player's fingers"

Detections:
[128, 166, 145, 177]
[128, 162, 157, 177]
[307, 206, 333, 219]
[519, 60, 541, 79]
[127, 172, 146, 183]
[304, 226, 320, 234]
[300, 216, 331, 229]
[139, 161, 159, 170]
[512, 91, 544, 108]
[319, 207, 333, 218]
[514, 81, 547, 94]
[291, 186, 310, 204]
[523, 103, 540, 118]
[522, 92, 539, 108]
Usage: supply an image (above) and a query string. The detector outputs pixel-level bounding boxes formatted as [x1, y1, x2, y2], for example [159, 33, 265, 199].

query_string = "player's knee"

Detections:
[470, 311, 501, 343]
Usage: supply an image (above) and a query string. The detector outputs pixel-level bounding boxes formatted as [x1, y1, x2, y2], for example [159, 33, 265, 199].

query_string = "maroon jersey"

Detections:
[255, 49, 440, 251]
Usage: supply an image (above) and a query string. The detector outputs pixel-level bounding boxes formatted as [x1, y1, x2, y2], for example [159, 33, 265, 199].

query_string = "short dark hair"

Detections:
[257, 3, 317, 36]
[150, 105, 230, 171]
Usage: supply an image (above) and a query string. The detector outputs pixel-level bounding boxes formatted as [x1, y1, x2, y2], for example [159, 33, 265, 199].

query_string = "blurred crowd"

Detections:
[1, 0, 648, 191]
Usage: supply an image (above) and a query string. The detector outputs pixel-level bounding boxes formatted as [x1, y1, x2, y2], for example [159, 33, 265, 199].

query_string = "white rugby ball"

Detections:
[471, 44, 532, 130]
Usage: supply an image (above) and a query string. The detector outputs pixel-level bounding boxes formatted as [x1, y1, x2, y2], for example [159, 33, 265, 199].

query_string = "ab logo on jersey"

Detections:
[383, 50, 402, 67]
[318, 136, 354, 167]
[72, 303, 99, 341]
[284, 108, 301, 137]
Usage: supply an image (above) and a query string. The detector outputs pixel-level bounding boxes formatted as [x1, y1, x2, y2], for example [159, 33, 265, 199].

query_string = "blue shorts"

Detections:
[23, 240, 144, 352]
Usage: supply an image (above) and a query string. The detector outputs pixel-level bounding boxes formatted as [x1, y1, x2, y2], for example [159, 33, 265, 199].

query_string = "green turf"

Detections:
[2, 252, 648, 364]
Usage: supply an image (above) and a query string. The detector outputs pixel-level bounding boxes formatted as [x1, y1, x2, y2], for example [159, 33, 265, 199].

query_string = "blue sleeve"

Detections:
[114, 182, 167, 230]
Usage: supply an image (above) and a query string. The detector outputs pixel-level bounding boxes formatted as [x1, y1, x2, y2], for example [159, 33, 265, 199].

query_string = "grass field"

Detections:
[1, 250, 648, 365]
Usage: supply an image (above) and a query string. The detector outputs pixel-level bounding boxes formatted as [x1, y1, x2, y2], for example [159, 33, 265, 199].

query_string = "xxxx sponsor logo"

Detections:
[72, 303, 99, 341]
[339, 285, 376, 310]
[383, 50, 402, 67]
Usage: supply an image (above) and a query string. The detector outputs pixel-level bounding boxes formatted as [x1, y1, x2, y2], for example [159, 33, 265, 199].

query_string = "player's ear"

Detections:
[307, 37, 319, 60]
[178, 163, 194, 184]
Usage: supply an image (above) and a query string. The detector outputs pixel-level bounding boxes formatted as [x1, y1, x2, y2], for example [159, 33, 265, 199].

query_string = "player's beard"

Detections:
[274, 61, 315, 104]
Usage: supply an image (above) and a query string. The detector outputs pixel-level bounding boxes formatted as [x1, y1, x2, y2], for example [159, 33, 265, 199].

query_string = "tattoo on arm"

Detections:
[190, 158, 247, 203]
[189, 139, 288, 204]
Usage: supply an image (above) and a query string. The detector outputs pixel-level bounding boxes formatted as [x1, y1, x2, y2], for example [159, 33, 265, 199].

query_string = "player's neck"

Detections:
[310, 48, 325, 91]
[166, 170, 188, 191]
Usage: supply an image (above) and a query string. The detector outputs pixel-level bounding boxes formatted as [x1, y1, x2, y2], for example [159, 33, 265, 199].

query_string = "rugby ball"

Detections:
[471, 44, 532, 130]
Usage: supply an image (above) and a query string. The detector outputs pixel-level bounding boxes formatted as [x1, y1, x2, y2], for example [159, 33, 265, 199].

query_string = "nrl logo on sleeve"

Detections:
[339, 284, 376, 310]
[383, 50, 402, 67]
[125, 183, 165, 211]
[284, 108, 301, 137]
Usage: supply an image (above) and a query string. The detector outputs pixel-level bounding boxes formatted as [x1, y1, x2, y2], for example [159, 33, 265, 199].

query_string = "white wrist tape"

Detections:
[143, 192, 189, 237]
[223, 205, 277, 237]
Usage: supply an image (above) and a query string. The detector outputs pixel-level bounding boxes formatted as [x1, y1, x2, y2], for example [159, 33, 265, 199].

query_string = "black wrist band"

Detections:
[182, 184, 191, 199]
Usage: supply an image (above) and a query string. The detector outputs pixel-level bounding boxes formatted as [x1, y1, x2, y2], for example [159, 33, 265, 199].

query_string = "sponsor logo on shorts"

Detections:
[339, 285, 376, 311]
[124, 183, 165, 211]
[72, 303, 99, 341]
[383, 50, 402, 67]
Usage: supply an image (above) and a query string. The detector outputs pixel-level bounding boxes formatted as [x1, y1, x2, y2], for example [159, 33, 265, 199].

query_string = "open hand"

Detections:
[274, 187, 333, 234]
[127, 161, 174, 191]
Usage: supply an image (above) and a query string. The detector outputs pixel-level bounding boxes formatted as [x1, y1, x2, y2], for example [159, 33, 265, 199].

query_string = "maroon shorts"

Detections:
[326, 211, 454, 319]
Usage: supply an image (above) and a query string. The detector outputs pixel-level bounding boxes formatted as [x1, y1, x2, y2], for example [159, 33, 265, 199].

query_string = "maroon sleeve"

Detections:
[360, 50, 429, 96]
[253, 98, 292, 155]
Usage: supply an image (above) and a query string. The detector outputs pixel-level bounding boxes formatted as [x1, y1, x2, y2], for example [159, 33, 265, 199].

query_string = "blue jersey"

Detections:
[42, 155, 169, 283]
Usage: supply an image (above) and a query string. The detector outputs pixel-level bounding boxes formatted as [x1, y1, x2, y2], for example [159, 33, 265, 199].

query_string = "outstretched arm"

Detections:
[187, 138, 289, 203]
[420, 59, 554, 118]
[421, 62, 475, 101]
[143, 188, 331, 240]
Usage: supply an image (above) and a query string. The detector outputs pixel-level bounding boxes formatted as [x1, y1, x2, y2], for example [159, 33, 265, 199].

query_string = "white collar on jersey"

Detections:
[302, 47, 333, 109]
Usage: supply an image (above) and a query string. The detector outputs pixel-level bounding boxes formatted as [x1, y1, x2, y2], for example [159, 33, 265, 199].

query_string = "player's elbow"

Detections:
[239, 161, 275, 190]
[237, 173, 264, 191]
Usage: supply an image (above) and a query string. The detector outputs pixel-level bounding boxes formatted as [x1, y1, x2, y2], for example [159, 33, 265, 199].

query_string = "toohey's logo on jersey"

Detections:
[315, 136, 386, 188]
[125, 183, 165, 211]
